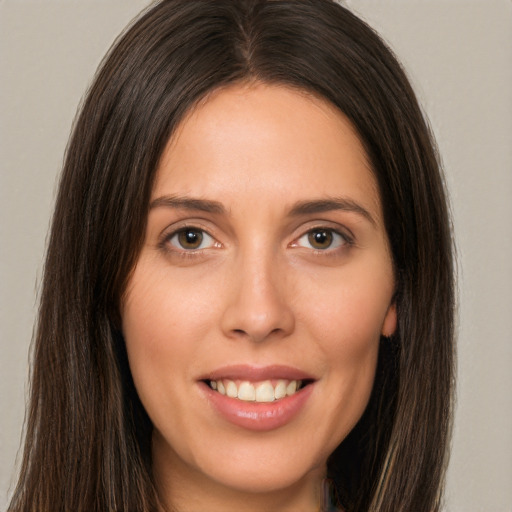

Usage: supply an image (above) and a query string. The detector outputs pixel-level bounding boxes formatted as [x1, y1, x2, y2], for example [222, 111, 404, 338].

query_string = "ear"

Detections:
[381, 302, 397, 337]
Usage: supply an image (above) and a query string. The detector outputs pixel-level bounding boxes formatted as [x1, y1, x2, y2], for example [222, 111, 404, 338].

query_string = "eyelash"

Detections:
[293, 227, 353, 254]
[159, 226, 219, 259]
[159, 225, 354, 259]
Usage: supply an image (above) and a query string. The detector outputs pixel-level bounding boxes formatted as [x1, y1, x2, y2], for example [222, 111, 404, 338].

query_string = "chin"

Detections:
[153, 425, 331, 497]
[200, 454, 326, 496]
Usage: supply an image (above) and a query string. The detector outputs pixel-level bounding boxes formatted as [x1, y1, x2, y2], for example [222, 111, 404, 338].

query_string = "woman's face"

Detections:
[122, 84, 396, 507]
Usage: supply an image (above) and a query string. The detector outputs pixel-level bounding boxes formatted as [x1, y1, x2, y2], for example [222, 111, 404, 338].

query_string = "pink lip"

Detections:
[198, 365, 316, 431]
[200, 364, 315, 382]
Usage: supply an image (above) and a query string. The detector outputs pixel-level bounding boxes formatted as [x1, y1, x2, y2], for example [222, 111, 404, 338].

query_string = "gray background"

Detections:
[1, 1, 511, 510]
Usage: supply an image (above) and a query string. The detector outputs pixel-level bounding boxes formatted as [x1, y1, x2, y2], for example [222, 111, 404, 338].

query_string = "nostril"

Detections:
[230, 327, 287, 343]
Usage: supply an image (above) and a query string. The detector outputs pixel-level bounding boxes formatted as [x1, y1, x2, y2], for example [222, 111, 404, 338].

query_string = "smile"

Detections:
[199, 365, 316, 430]
[208, 379, 304, 402]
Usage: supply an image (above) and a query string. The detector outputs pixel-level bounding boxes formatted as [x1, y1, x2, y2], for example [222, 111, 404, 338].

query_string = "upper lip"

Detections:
[200, 364, 316, 382]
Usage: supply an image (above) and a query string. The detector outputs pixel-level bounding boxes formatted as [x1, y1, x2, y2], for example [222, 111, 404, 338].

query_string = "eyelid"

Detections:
[157, 220, 354, 257]
[169, 229, 216, 250]
[159, 222, 221, 254]
[292, 228, 351, 252]
[289, 221, 354, 247]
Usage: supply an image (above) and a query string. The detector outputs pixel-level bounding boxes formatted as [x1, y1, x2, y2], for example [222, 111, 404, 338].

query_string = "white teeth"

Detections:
[286, 380, 298, 396]
[238, 381, 256, 401]
[274, 380, 287, 399]
[226, 380, 238, 398]
[209, 379, 303, 402]
[255, 381, 275, 402]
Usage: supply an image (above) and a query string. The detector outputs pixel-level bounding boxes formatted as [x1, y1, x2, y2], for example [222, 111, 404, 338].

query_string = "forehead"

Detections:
[154, 83, 382, 221]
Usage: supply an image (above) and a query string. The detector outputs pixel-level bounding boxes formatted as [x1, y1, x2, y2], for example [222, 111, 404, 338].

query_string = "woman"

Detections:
[8, 1, 454, 511]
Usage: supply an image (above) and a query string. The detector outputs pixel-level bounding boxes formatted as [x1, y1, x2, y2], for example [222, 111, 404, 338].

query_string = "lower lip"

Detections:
[200, 382, 314, 431]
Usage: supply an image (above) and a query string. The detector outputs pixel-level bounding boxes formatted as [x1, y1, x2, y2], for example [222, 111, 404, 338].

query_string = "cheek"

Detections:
[121, 270, 223, 464]
[298, 264, 392, 411]
[303, 266, 393, 349]
[121, 263, 211, 409]
[123, 258, 214, 346]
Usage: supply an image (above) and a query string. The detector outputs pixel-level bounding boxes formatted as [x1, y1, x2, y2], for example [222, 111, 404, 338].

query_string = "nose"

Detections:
[220, 254, 295, 344]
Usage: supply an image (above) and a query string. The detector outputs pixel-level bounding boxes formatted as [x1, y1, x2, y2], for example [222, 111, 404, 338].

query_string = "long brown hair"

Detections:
[8, 1, 455, 511]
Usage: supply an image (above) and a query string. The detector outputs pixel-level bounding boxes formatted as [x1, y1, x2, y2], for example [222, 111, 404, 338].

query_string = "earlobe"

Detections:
[381, 303, 397, 337]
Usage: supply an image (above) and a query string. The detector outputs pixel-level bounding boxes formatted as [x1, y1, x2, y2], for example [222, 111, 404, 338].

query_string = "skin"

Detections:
[122, 83, 396, 512]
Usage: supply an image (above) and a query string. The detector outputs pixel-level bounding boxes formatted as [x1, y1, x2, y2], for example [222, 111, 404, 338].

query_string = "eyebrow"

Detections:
[289, 198, 376, 225]
[149, 194, 375, 225]
[149, 195, 226, 214]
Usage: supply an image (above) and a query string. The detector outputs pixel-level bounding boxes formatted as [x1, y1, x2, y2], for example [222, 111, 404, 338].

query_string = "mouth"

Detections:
[199, 366, 316, 431]
[203, 378, 312, 403]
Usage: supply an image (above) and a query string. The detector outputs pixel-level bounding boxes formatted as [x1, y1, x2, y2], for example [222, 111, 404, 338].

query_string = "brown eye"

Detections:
[178, 229, 203, 249]
[307, 229, 334, 249]
[169, 228, 214, 250]
[294, 228, 348, 251]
